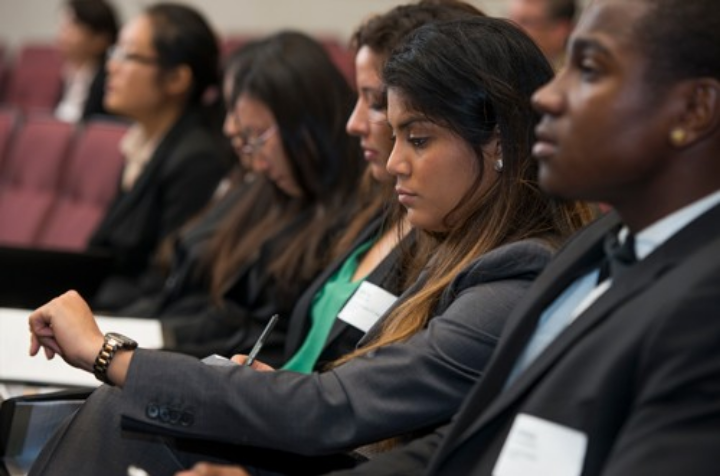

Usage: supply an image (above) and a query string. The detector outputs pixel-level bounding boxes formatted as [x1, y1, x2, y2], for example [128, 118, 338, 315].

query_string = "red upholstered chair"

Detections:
[3, 44, 63, 113]
[0, 116, 74, 246]
[220, 34, 256, 63]
[0, 108, 18, 167]
[0, 42, 6, 99]
[0, 62, 7, 104]
[319, 38, 355, 87]
[35, 119, 128, 250]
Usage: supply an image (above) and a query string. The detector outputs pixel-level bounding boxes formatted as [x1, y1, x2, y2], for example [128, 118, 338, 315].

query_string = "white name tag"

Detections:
[493, 414, 587, 476]
[338, 281, 398, 332]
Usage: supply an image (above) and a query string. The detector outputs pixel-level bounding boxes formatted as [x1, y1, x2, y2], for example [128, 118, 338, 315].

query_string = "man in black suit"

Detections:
[333, 0, 720, 474]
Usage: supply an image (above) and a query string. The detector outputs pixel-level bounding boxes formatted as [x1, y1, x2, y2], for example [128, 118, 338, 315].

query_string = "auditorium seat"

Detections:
[2, 43, 63, 113]
[0, 108, 18, 166]
[35, 119, 128, 250]
[319, 37, 355, 87]
[220, 34, 255, 62]
[0, 116, 74, 247]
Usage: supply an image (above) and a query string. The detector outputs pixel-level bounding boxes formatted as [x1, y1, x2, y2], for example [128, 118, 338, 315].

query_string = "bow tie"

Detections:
[597, 231, 637, 283]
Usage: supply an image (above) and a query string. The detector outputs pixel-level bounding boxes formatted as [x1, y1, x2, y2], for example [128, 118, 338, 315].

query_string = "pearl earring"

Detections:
[670, 128, 687, 146]
[493, 159, 504, 173]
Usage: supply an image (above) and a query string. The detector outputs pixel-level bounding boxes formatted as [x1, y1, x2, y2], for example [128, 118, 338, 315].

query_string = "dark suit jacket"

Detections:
[158, 207, 337, 365]
[283, 216, 409, 369]
[338, 204, 720, 476]
[117, 178, 257, 317]
[89, 109, 228, 308]
[81, 63, 110, 121]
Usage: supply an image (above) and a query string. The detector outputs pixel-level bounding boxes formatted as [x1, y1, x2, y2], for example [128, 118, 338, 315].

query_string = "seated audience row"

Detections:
[16, 0, 720, 475]
[23, 2, 595, 476]
[87, 3, 231, 310]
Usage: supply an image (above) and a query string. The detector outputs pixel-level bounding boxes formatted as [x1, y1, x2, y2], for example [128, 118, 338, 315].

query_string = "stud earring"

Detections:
[493, 159, 504, 173]
[670, 128, 687, 147]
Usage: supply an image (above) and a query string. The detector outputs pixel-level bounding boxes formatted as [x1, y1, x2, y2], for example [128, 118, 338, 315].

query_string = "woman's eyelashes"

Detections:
[408, 135, 429, 149]
[388, 130, 431, 150]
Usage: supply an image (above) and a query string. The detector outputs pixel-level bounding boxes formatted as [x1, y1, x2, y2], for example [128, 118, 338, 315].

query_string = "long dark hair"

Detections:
[203, 31, 363, 303]
[341, 16, 595, 360]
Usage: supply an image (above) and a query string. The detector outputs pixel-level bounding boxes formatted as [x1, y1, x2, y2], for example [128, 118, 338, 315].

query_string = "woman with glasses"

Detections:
[103, 30, 366, 363]
[88, 3, 230, 311]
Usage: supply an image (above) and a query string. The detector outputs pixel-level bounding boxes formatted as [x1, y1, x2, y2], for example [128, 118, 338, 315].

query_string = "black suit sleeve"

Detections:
[158, 147, 226, 241]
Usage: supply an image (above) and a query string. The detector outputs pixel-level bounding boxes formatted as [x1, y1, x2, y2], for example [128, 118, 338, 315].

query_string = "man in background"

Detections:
[507, 0, 576, 69]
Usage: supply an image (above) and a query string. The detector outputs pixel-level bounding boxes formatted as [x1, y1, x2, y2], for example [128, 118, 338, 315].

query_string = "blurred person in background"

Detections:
[89, 3, 230, 311]
[55, 0, 119, 122]
[507, 0, 576, 69]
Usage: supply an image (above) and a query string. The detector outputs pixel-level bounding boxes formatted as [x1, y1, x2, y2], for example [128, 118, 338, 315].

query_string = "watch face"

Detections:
[106, 332, 138, 348]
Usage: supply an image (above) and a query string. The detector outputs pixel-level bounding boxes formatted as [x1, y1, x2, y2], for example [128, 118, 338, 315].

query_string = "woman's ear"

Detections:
[480, 127, 503, 173]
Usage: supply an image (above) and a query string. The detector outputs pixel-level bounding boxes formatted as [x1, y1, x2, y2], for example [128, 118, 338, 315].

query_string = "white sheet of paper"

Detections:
[0, 308, 164, 388]
[337, 281, 397, 332]
[493, 413, 587, 476]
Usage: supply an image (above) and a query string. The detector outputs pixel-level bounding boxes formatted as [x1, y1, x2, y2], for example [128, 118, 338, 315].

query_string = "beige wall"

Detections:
[0, 0, 509, 56]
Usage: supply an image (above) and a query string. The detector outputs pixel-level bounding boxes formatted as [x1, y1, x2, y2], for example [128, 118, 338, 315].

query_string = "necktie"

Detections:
[597, 231, 637, 283]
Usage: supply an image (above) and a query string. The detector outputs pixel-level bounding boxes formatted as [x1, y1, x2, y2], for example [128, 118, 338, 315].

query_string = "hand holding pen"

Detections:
[242, 313, 279, 367]
[200, 314, 279, 370]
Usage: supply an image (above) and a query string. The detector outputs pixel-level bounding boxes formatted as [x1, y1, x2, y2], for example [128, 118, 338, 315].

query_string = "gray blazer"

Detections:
[332, 204, 720, 476]
[28, 238, 555, 476]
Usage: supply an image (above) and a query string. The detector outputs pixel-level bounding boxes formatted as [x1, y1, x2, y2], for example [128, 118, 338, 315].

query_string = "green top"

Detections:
[282, 240, 374, 373]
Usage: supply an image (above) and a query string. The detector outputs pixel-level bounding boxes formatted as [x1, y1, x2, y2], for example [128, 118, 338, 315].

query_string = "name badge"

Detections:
[338, 281, 398, 332]
[493, 414, 587, 476]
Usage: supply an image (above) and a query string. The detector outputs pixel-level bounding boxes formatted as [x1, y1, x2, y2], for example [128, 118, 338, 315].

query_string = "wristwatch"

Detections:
[93, 332, 138, 385]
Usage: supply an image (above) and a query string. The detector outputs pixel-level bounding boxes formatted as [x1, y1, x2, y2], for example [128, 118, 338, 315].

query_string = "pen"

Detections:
[244, 314, 279, 366]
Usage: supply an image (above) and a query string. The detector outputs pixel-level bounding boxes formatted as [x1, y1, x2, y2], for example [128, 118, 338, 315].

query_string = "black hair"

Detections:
[66, 0, 119, 44]
[228, 31, 361, 202]
[635, 0, 720, 86]
[547, 0, 577, 22]
[145, 3, 220, 107]
[384, 16, 588, 244]
[206, 31, 363, 302]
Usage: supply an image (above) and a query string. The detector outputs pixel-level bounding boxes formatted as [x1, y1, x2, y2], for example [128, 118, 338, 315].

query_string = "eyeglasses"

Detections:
[237, 125, 277, 157]
[107, 45, 159, 66]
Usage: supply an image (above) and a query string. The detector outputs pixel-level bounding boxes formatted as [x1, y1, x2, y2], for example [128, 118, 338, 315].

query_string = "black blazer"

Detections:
[283, 216, 410, 370]
[89, 110, 228, 307]
[117, 177, 257, 317]
[337, 204, 720, 476]
[159, 208, 331, 365]
[81, 64, 110, 121]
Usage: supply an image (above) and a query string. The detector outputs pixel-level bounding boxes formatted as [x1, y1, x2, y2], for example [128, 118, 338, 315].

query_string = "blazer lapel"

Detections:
[429, 212, 618, 463]
[284, 217, 383, 355]
[447, 202, 720, 456]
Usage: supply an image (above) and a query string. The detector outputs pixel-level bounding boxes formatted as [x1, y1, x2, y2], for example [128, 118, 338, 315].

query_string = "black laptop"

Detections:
[0, 246, 114, 309]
